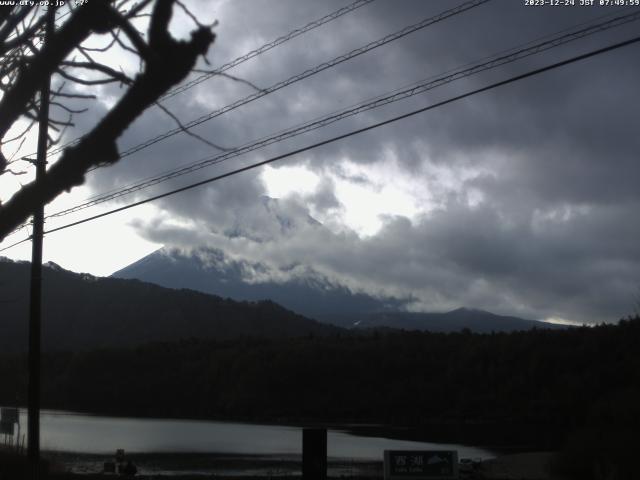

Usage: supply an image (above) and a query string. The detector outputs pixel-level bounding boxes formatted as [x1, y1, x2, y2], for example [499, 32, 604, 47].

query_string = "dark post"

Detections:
[302, 428, 327, 480]
[27, 6, 54, 479]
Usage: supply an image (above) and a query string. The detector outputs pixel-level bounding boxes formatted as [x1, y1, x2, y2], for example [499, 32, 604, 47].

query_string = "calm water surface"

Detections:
[10, 408, 494, 461]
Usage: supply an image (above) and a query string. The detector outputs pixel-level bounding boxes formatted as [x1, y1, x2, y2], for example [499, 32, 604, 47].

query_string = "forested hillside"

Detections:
[1, 316, 638, 450]
[0, 258, 338, 352]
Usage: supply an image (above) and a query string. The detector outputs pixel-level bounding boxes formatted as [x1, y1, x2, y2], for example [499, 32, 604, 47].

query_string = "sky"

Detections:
[1, 0, 640, 324]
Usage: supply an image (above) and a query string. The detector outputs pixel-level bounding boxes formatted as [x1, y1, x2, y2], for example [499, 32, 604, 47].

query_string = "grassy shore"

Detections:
[2, 450, 383, 479]
[3, 450, 568, 480]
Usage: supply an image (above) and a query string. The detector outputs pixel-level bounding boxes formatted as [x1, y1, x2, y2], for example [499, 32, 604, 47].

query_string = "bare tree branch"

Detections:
[50, 101, 88, 114]
[108, 8, 153, 60]
[155, 101, 231, 152]
[125, 0, 154, 19]
[80, 33, 119, 53]
[0, 6, 35, 45]
[50, 90, 96, 99]
[1, 14, 46, 55]
[60, 60, 134, 85]
[109, 27, 141, 58]
[47, 115, 73, 148]
[176, 0, 203, 28]
[1, 119, 37, 145]
[0, 1, 115, 143]
[6, 136, 27, 164]
[55, 68, 122, 86]
[192, 69, 265, 93]
[0, 0, 216, 239]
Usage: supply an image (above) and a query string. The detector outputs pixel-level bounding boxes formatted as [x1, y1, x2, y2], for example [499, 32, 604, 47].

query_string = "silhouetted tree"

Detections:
[0, 0, 216, 240]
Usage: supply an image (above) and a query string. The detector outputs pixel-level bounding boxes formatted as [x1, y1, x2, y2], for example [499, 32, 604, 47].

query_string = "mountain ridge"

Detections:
[112, 246, 409, 325]
[0, 257, 340, 353]
[344, 307, 568, 333]
[113, 247, 567, 332]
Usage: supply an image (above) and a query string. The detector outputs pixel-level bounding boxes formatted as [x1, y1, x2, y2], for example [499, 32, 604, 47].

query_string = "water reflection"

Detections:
[11, 408, 494, 460]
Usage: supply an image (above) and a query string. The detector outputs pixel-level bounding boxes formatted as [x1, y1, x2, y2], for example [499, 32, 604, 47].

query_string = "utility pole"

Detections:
[28, 6, 55, 479]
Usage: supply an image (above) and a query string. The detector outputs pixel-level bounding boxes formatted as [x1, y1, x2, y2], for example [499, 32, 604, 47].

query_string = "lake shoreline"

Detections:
[4, 407, 563, 477]
[18, 451, 385, 478]
[4, 405, 557, 453]
[3, 450, 564, 480]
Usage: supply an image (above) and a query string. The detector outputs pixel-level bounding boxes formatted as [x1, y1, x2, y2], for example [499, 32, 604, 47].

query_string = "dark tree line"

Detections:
[1, 316, 639, 452]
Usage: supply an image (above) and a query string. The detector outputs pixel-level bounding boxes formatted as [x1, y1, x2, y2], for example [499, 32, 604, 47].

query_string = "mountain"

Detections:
[113, 246, 407, 325]
[341, 308, 568, 333]
[0, 257, 340, 353]
[113, 248, 566, 332]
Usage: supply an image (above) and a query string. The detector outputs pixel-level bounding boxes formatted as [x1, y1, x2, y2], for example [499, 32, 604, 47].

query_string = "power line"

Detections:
[0, 235, 31, 253]
[32, 35, 640, 240]
[160, 0, 376, 101]
[45, 9, 640, 220]
[3, 6, 69, 42]
[2, 0, 378, 234]
[38, 0, 493, 215]
[29, 0, 489, 166]
[113, 0, 491, 160]
[5, 7, 635, 242]
[30, 0, 377, 160]
[74, 6, 636, 207]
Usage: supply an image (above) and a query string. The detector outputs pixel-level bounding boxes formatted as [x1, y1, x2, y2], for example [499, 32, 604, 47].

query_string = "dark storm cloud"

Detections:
[68, 0, 640, 323]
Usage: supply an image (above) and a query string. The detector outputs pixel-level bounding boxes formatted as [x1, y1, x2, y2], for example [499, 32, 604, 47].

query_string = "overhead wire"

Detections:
[1, 0, 379, 235]
[110, 0, 492, 160]
[159, 0, 376, 101]
[8, 0, 494, 225]
[44, 9, 640, 220]
[0, 5, 637, 251]
[30, 0, 491, 165]
[26, 0, 378, 160]
[40, 0, 496, 216]
[26, 34, 639, 241]
[74, 5, 636, 206]
[0, 235, 31, 253]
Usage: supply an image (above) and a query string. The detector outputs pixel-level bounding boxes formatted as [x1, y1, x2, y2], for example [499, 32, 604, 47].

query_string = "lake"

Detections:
[6, 408, 495, 475]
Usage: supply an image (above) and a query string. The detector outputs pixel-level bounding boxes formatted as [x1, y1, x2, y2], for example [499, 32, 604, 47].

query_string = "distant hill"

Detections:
[113, 248, 565, 332]
[0, 257, 340, 353]
[341, 308, 568, 333]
